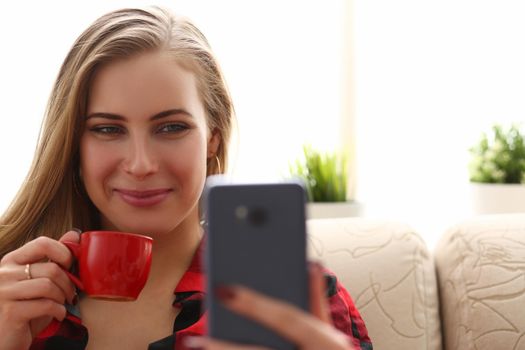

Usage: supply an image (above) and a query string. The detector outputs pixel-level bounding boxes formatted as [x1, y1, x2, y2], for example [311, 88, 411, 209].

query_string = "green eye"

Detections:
[158, 123, 189, 133]
[91, 126, 124, 134]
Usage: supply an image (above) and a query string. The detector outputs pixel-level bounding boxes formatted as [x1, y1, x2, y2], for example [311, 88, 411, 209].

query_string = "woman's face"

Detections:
[80, 51, 219, 235]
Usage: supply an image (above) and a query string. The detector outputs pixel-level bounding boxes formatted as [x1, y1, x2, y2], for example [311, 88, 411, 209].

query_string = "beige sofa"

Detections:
[307, 214, 525, 350]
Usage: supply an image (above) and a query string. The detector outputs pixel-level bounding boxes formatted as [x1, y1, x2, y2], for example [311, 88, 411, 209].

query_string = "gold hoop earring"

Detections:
[215, 155, 222, 174]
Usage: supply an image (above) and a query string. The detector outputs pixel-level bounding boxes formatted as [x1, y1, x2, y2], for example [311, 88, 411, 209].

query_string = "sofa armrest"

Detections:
[307, 218, 442, 350]
[435, 214, 525, 350]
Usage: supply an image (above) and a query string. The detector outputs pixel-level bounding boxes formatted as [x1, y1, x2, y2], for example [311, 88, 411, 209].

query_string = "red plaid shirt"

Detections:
[30, 240, 372, 350]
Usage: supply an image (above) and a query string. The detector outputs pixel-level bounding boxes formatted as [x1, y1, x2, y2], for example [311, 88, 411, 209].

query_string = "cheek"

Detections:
[165, 134, 207, 180]
[80, 138, 120, 190]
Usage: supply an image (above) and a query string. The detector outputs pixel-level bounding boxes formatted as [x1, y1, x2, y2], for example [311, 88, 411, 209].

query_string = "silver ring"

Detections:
[24, 264, 32, 280]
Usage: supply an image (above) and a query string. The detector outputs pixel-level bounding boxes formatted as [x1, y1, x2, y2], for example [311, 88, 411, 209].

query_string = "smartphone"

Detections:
[203, 177, 309, 349]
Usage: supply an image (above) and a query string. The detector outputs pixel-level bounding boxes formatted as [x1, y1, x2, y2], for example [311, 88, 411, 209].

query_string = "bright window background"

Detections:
[1, 1, 525, 249]
[354, 0, 525, 249]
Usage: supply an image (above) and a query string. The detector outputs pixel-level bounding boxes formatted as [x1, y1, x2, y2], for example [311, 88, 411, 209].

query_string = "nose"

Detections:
[122, 135, 159, 180]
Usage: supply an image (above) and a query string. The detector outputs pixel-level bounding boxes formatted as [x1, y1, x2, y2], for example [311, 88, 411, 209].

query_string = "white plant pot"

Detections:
[306, 201, 363, 219]
[470, 183, 525, 215]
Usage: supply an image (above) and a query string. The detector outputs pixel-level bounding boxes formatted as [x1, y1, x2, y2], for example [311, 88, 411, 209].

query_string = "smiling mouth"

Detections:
[114, 189, 172, 207]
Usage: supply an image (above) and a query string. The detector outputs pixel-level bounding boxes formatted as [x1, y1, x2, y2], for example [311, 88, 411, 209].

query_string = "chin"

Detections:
[100, 204, 200, 237]
[116, 222, 179, 237]
[99, 215, 180, 236]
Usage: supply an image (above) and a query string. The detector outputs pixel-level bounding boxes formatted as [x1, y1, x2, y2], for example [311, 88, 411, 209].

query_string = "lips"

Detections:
[114, 188, 172, 207]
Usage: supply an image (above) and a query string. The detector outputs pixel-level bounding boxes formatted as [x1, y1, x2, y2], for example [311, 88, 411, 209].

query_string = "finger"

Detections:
[0, 262, 76, 305]
[0, 299, 66, 325]
[0, 264, 29, 284]
[216, 285, 338, 347]
[58, 230, 81, 244]
[216, 286, 317, 345]
[1, 233, 77, 269]
[22, 262, 76, 304]
[0, 278, 68, 304]
[184, 336, 271, 350]
[309, 261, 332, 324]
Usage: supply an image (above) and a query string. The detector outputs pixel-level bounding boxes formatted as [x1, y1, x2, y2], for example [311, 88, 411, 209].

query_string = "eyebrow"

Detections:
[85, 108, 193, 121]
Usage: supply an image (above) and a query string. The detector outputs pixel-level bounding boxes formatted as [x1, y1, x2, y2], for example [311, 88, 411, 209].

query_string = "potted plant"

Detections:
[288, 145, 361, 218]
[468, 123, 525, 214]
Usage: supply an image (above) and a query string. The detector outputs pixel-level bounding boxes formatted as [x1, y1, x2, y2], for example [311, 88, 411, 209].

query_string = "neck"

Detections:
[141, 209, 203, 296]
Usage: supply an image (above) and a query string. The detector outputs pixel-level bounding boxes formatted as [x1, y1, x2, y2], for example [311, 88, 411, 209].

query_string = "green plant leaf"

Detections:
[468, 123, 525, 184]
[287, 144, 349, 202]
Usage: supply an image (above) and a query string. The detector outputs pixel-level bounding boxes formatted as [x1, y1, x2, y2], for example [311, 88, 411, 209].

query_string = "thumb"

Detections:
[58, 229, 81, 243]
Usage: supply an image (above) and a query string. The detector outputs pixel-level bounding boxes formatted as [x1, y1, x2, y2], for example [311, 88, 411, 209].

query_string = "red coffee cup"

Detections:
[62, 231, 153, 301]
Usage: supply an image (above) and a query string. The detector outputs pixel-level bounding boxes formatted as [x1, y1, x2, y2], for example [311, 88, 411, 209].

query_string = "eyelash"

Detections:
[90, 126, 123, 135]
[157, 123, 189, 133]
[89, 123, 189, 135]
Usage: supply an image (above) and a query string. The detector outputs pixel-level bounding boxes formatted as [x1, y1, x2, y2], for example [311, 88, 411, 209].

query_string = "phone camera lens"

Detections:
[248, 207, 267, 227]
[235, 206, 248, 219]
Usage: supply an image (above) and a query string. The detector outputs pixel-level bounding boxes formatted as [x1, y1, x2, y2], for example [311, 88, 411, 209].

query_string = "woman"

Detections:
[0, 6, 372, 350]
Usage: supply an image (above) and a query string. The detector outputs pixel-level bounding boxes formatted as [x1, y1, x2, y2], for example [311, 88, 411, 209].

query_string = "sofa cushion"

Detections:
[307, 218, 442, 350]
[435, 214, 525, 350]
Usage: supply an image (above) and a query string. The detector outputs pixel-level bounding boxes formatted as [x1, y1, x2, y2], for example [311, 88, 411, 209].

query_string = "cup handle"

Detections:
[61, 241, 84, 291]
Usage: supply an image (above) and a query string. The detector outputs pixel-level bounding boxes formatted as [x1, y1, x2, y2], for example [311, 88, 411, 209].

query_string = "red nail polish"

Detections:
[214, 285, 236, 301]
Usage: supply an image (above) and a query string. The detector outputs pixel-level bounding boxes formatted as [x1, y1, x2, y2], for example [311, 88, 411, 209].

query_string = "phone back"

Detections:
[204, 180, 308, 349]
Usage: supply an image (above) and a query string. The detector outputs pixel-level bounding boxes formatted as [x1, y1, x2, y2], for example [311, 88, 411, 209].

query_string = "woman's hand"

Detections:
[0, 230, 79, 350]
[186, 263, 354, 350]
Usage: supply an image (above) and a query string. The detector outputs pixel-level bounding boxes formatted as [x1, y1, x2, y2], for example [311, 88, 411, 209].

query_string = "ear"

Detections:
[207, 128, 221, 157]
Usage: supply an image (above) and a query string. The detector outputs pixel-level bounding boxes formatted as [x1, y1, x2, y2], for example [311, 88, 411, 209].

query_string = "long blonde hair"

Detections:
[0, 6, 233, 257]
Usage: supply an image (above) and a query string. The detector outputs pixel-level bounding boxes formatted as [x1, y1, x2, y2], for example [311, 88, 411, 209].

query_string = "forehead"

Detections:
[88, 51, 204, 118]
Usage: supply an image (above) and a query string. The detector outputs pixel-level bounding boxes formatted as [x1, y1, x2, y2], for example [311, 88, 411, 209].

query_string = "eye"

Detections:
[157, 123, 189, 133]
[90, 125, 124, 135]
